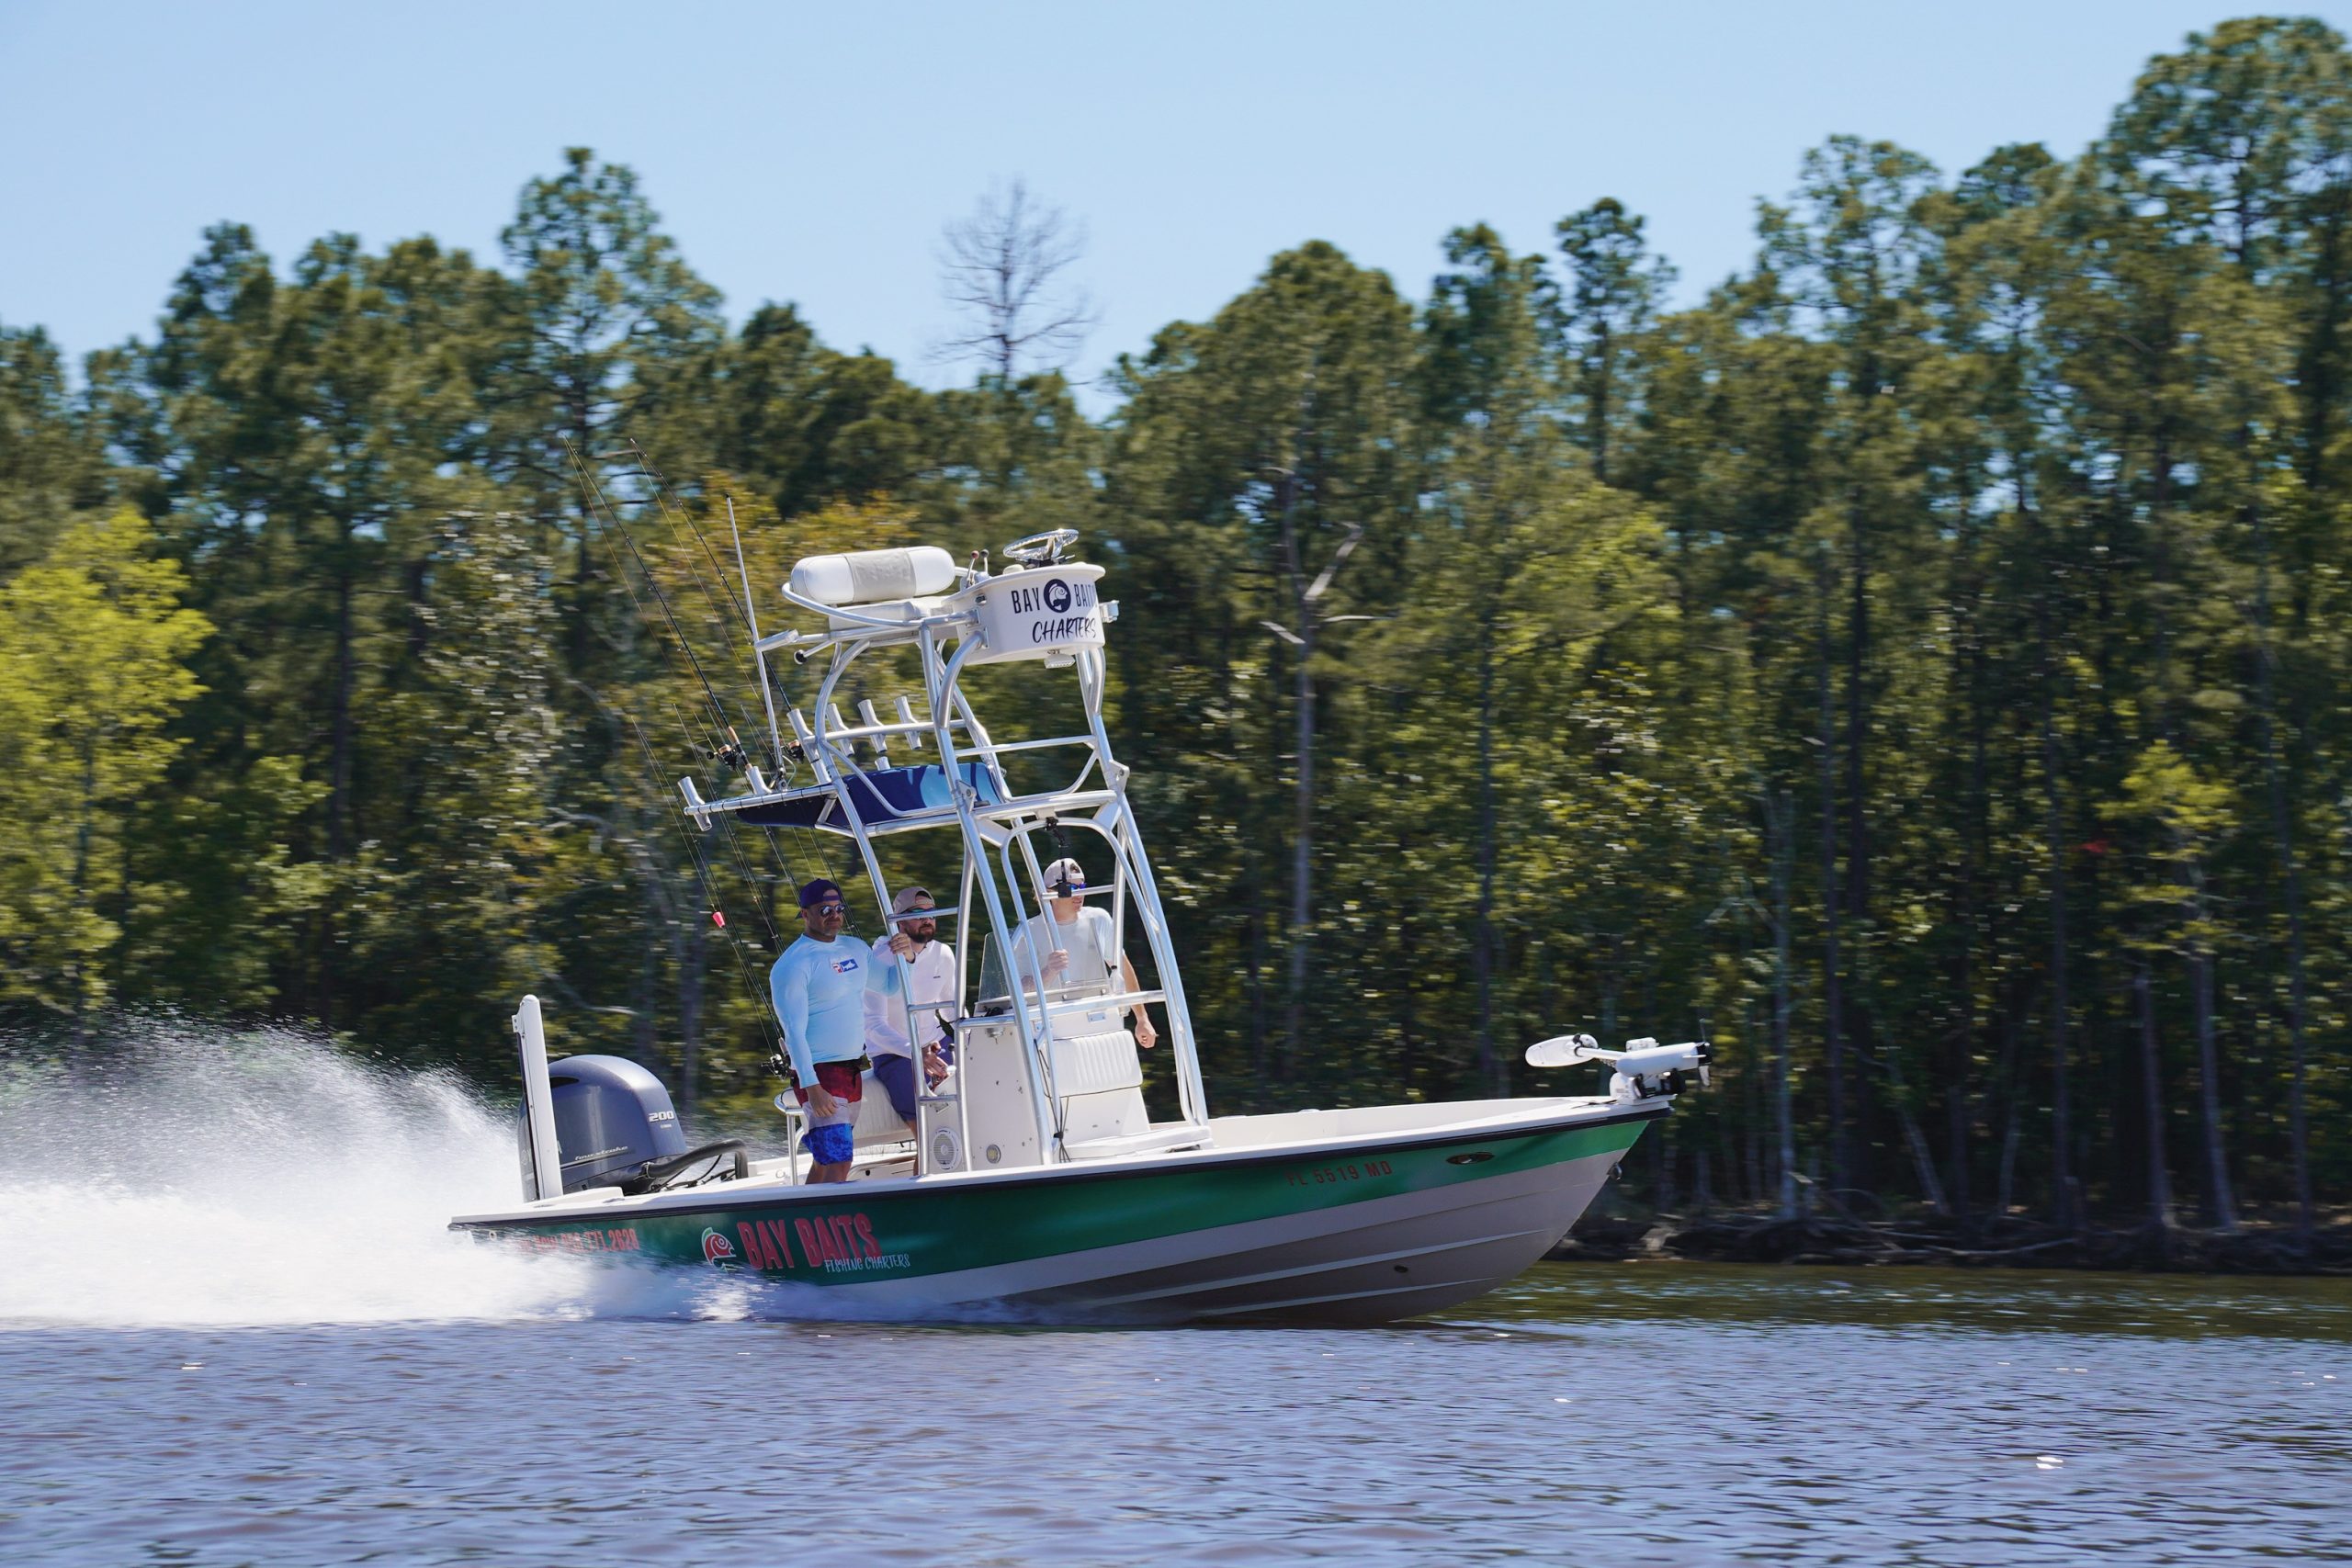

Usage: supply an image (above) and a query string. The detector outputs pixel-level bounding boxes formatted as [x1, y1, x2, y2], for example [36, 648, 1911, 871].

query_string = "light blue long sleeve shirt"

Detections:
[772, 933, 899, 1085]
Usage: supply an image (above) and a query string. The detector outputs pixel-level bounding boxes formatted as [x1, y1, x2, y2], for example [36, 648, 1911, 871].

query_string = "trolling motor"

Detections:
[1524, 1033, 1713, 1102]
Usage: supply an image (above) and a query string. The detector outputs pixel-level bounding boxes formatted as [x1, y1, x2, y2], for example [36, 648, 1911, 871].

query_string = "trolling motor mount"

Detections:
[1524, 1033, 1713, 1101]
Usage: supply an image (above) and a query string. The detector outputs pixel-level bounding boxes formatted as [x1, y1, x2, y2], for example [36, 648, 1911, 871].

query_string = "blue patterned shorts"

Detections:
[801, 1122, 855, 1167]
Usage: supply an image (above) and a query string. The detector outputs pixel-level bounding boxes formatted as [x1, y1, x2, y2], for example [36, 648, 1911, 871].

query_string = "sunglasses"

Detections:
[807, 902, 847, 916]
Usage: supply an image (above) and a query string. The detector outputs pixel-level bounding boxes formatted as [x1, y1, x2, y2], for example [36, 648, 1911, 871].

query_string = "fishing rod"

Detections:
[563, 440, 785, 1067]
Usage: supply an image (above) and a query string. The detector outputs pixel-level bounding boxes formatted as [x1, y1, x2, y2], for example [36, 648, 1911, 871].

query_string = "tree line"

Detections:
[1, 17, 2345, 1240]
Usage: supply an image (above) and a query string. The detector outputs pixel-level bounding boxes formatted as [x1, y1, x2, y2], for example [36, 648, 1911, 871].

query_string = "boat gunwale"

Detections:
[447, 1093, 1668, 1231]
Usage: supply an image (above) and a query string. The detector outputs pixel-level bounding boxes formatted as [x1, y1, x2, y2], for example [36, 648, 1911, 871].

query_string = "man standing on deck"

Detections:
[865, 885, 957, 1134]
[773, 878, 909, 1182]
[1017, 857, 1158, 1048]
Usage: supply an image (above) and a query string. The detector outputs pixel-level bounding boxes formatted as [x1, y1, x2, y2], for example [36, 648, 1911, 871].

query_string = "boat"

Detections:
[448, 526, 1709, 1323]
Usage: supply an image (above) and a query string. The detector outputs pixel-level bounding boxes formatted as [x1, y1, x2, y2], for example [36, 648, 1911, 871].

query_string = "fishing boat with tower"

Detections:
[449, 523, 1710, 1322]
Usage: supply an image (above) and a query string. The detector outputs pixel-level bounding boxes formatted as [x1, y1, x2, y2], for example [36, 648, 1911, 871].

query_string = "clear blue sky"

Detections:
[6, 1, 2347, 406]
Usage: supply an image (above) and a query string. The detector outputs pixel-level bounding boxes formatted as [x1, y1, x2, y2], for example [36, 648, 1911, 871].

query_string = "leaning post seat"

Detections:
[1047, 1023, 1148, 1147]
[773, 1067, 919, 1167]
[847, 1067, 918, 1148]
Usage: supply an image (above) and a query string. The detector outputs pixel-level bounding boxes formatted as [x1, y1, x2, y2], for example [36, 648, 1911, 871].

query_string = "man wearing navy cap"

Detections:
[772, 878, 909, 1182]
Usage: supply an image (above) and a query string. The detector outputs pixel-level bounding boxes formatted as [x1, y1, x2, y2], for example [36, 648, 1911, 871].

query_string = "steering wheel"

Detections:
[1002, 528, 1080, 567]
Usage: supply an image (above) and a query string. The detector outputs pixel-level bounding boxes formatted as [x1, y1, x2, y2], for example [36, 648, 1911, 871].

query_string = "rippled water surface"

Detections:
[6, 1265, 2350, 1565]
[3, 1032, 2347, 1564]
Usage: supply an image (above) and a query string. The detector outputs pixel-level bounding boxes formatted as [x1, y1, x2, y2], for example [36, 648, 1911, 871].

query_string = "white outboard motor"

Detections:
[1524, 1033, 1713, 1103]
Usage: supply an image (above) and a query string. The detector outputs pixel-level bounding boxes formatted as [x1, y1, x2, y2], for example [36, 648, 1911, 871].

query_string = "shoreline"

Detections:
[1550, 1207, 2352, 1276]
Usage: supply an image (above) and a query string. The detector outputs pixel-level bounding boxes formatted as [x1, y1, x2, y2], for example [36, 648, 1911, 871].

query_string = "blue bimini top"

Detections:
[738, 762, 1001, 836]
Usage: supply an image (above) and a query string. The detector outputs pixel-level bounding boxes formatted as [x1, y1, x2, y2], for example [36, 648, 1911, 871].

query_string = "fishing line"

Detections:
[567, 440, 779, 1061]
[605, 440, 772, 740]
[567, 442, 749, 769]
[623, 714, 782, 1061]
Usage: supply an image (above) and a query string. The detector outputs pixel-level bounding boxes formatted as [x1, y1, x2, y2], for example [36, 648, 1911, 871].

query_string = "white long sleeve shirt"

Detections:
[864, 935, 958, 1058]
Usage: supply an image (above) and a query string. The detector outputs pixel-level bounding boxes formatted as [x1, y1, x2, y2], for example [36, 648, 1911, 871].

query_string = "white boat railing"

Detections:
[683, 535, 1206, 1174]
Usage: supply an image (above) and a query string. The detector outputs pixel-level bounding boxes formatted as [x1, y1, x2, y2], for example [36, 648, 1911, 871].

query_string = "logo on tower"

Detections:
[1043, 578, 1072, 614]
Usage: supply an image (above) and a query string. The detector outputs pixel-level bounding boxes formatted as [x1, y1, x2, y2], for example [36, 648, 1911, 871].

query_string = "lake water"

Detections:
[3, 1030, 2347, 1565]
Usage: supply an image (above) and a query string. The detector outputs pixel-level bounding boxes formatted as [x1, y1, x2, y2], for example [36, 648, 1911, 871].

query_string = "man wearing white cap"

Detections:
[865, 885, 957, 1133]
[1017, 857, 1159, 1048]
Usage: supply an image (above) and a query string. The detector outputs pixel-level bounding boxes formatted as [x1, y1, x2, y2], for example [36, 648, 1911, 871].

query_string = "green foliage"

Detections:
[9, 30, 2352, 1234]
[0, 510, 209, 1012]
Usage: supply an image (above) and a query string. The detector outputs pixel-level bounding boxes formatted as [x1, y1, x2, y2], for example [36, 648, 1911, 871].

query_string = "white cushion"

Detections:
[849, 1067, 916, 1146]
[1047, 1029, 1143, 1097]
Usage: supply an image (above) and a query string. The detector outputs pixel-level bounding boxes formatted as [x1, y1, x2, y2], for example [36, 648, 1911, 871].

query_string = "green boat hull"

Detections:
[454, 1101, 1663, 1323]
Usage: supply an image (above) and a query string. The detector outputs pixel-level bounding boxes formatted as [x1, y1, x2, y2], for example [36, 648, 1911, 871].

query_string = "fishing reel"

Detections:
[1524, 1033, 1713, 1101]
[707, 724, 751, 774]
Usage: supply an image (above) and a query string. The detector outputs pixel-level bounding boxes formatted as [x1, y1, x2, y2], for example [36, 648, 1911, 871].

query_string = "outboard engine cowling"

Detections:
[518, 1055, 689, 1198]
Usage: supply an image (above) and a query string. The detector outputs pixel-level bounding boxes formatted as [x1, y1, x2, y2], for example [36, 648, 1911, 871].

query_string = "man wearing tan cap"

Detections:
[865, 885, 957, 1133]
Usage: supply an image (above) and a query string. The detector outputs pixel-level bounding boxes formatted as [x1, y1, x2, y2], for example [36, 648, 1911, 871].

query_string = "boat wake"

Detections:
[0, 1021, 779, 1329]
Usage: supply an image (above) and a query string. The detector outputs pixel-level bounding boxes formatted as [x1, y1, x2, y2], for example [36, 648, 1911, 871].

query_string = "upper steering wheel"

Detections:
[1002, 528, 1080, 567]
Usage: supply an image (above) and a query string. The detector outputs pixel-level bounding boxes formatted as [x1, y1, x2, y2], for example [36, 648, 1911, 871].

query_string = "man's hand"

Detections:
[888, 931, 914, 959]
[922, 1043, 949, 1088]
[806, 1085, 841, 1121]
[1133, 1012, 1159, 1049]
[1044, 948, 1069, 982]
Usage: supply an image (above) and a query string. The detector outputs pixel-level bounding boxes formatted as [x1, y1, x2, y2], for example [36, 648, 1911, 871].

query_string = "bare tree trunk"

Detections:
[1996, 1005, 2021, 1219]
[321, 555, 357, 1030]
[1284, 615, 1315, 1081]
[1267, 477, 1352, 1085]
[329, 562, 357, 863]
[2135, 959, 2175, 1235]
[1948, 608, 1987, 1235]
[1589, 321, 1613, 485]
[1842, 502, 1873, 1175]
[2251, 513, 2314, 1244]
[1245, 886, 1268, 1093]
[1815, 576, 1847, 1193]
[2190, 931, 2238, 1232]
[1770, 787, 1798, 1219]
[2038, 591, 2075, 1230]
[1474, 629, 1500, 1096]
[1872, 1039, 1949, 1215]
[68, 736, 99, 1056]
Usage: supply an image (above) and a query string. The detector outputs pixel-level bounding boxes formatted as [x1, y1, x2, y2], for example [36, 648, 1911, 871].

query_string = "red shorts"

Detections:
[794, 1061, 864, 1120]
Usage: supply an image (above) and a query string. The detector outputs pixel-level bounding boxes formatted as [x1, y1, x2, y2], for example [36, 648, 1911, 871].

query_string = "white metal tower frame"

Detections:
[680, 543, 1208, 1170]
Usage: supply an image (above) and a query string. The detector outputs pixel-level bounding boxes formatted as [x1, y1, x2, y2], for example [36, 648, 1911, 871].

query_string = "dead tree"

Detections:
[933, 178, 1098, 380]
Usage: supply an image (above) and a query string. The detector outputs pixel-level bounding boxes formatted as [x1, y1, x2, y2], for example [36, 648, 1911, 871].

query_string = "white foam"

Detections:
[0, 1021, 750, 1327]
